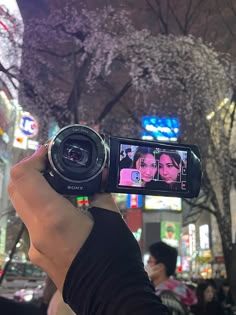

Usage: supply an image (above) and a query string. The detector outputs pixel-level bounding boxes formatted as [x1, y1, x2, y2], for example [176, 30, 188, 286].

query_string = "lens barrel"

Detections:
[47, 125, 107, 183]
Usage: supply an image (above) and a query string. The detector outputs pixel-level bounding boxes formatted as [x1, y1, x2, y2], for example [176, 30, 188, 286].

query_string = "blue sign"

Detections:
[126, 194, 143, 208]
[142, 117, 180, 141]
[20, 114, 38, 138]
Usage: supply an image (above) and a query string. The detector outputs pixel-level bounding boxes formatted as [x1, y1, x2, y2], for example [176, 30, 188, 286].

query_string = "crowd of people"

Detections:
[1, 239, 235, 315]
[146, 241, 235, 315]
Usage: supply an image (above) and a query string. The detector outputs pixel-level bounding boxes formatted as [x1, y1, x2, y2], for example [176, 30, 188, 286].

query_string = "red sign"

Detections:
[125, 209, 143, 249]
[215, 256, 224, 263]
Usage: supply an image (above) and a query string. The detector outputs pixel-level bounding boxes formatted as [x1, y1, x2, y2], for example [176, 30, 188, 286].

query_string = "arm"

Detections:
[8, 145, 96, 291]
[8, 145, 168, 315]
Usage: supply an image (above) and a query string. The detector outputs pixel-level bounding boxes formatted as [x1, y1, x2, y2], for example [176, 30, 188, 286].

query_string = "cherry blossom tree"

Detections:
[18, 3, 236, 277]
[0, 5, 22, 96]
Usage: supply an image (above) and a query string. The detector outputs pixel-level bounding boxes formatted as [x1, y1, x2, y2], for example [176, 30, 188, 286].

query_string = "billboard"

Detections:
[142, 116, 180, 141]
[144, 196, 182, 211]
[181, 233, 190, 256]
[125, 209, 143, 248]
[188, 224, 196, 256]
[112, 193, 127, 210]
[182, 256, 191, 272]
[126, 194, 142, 208]
[199, 224, 210, 250]
[13, 111, 39, 150]
[161, 221, 180, 248]
[19, 113, 38, 138]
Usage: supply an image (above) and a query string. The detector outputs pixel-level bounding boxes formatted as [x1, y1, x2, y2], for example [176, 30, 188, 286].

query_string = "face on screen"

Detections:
[135, 154, 157, 183]
[159, 153, 181, 184]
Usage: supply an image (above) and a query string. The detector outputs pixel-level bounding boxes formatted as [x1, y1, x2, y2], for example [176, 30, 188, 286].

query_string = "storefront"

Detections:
[0, 87, 13, 266]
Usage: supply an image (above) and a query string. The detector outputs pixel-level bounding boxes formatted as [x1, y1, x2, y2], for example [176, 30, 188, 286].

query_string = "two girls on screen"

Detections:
[119, 146, 183, 190]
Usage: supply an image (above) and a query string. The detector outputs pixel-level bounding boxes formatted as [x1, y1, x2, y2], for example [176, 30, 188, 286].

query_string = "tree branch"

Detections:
[215, 0, 236, 37]
[66, 55, 92, 124]
[183, 197, 217, 215]
[228, 0, 236, 16]
[187, 0, 205, 28]
[95, 79, 132, 124]
[0, 61, 18, 89]
[145, 0, 169, 34]
[31, 47, 84, 59]
[167, 2, 185, 34]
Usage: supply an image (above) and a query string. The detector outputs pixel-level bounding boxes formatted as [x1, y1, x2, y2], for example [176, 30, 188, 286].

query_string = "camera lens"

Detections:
[47, 125, 108, 183]
[63, 140, 91, 167]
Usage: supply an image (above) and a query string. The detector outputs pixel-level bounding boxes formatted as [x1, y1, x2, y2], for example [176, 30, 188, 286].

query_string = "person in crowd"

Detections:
[157, 151, 182, 190]
[7, 145, 169, 315]
[147, 241, 197, 315]
[218, 281, 235, 315]
[119, 147, 132, 169]
[206, 279, 218, 295]
[119, 150, 125, 161]
[191, 282, 224, 315]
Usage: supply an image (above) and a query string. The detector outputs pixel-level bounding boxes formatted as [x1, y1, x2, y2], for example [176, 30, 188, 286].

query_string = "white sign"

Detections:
[13, 128, 27, 149]
[199, 224, 210, 250]
[27, 139, 39, 151]
[0, 172, 3, 199]
[145, 196, 182, 211]
[20, 113, 38, 138]
[1, 132, 9, 143]
[188, 224, 196, 256]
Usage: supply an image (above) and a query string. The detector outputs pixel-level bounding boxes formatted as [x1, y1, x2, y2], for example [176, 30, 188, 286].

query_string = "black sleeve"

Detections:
[63, 207, 168, 315]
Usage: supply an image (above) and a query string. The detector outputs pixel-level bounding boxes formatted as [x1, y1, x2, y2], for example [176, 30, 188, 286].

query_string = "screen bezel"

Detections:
[107, 136, 200, 198]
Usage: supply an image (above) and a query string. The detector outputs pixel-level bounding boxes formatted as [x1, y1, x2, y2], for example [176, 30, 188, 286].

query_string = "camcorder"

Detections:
[44, 124, 202, 198]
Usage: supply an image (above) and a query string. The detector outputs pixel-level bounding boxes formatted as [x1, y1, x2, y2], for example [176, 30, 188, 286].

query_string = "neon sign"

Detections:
[142, 116, 180, 141]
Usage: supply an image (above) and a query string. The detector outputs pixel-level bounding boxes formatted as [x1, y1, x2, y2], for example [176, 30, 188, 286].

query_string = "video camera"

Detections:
[44, 124, 201, 198]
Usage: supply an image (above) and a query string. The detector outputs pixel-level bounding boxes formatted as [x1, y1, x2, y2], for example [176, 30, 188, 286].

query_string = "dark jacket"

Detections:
[191, 301, 224, 315]
[119, 156, 132, 169]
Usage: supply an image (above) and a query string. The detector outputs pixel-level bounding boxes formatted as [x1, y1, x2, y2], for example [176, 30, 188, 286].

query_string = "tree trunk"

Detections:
[226, 244, 236, 300]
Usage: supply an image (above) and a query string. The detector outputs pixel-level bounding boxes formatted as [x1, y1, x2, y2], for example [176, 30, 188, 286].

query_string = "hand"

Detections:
[8, 145, 119, 291]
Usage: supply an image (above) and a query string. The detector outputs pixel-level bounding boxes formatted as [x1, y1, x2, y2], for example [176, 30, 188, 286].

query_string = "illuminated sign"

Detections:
[27, 139, 39, 151]
[145, 196, 182, 211]
[112, 193, 127, 209]
[77, 196, 89, 207]
[125, 209, 143, 248]
[142, 116, 180, 141]
[20, 113, 38, 138]
[182, 256, 191, 272]
[0, 127, 9, 143]
[126, 194, 142, 208]
[13, 128, 27, 149]
[188, 224, 196, 255]
[161, 221, 180, 248]
[199, 224, 210, 250]
[181, 233, 190, 256]
[0, 172, 3, 199]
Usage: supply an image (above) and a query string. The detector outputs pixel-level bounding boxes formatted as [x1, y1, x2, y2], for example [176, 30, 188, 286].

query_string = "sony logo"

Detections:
[67, 185, 84, 190]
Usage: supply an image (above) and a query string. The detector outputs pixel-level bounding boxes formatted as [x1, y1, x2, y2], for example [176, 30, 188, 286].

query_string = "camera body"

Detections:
[44, 124, 202, 198]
